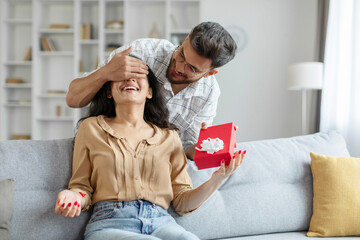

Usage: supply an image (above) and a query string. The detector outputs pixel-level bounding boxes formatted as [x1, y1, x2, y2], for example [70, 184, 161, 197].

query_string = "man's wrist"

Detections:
[95, 67, 108, 85]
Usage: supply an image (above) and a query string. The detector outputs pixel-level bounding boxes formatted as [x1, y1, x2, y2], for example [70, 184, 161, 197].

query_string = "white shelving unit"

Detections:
[32, 0, 75, 140]
[0, 0, 200, 141]
[1, 0, 33, 140]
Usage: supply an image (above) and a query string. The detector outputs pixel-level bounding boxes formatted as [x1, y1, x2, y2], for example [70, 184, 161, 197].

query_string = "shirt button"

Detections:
[135, 176, 139, 180]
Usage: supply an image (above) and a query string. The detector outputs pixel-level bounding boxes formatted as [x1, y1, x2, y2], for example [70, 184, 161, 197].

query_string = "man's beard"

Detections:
[166, 62, 203, 85]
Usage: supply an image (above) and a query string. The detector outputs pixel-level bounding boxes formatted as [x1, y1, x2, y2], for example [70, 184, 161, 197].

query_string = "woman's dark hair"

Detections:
[189, 22, 237, 68]
[78, 59, 177, 131]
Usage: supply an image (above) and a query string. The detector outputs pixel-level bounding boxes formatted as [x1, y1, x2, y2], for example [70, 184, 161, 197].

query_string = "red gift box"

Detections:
[194, 122, 237, 170]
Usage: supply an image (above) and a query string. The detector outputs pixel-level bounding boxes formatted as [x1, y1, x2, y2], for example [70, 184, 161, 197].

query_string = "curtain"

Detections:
[320, 0, 360, 157]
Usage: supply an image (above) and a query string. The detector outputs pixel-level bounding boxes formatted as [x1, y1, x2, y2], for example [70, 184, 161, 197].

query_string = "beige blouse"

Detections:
[69, 115, 197, 215]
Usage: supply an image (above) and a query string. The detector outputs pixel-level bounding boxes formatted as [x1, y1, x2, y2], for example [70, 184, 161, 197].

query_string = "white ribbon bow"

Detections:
[195, 138, 224, 154]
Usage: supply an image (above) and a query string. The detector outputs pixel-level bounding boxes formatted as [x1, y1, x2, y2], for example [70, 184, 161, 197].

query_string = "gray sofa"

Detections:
[0, 131, 358, 240]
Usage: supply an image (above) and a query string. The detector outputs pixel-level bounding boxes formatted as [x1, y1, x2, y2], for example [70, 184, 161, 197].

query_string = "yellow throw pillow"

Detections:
[307, 152, 360, 237]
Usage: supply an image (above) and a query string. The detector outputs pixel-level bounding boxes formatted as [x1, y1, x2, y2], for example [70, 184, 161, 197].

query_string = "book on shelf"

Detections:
[79, 60, 84, 73]
[94, 57, 99, 70]
[8, 99, 31, 105]
[80, 23, 93, 40]
[23, 47, 32, 61]
[47, 90, 67, 95]
[11, 134, 31, 140]
[107, 43, 121, 52]
[6, 78, 24, 84]
[49, 23, 70, 29]
[40, 37, 56, 51]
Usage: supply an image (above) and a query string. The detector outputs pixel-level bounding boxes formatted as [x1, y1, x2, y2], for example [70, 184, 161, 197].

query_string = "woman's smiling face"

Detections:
[109, 76, 152, 105]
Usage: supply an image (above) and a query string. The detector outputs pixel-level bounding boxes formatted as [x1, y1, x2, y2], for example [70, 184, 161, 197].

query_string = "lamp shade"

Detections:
[287, 62, 323, 90]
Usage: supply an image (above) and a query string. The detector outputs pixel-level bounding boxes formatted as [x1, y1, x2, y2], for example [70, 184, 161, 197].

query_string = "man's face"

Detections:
[167, 38, 214, 85]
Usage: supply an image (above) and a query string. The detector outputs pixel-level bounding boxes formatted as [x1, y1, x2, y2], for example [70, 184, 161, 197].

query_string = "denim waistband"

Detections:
[93, 200, 157, 212]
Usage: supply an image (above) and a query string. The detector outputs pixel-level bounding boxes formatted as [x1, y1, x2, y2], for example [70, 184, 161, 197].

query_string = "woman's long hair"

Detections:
[77, 62, 177, 131]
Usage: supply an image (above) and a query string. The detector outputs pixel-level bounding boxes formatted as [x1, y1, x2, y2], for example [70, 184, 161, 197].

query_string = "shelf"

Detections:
[79, 39, 99, 44]
[4, 103, 32, 108]
[171, 29, 191, 34]
[37, 116, 74, 122]
[39, 51, 74, 57]
[38, 93, 67, 98]
[41, 0, 74, 4]
[4, 19, 32, 24]
[4, 83, 32, 89]
[104, 29, 124, 34]
[39, 28, 74, 34]
[4, 61, 32, 66]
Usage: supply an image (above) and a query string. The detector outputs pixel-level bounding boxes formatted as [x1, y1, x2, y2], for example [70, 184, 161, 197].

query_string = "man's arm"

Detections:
[183, 82, 220, 159]
[66, 46, 148, 108]
[66, 68, 107, 108]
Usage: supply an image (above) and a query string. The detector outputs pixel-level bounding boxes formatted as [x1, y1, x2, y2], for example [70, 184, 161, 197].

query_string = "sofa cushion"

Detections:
[307, 152, 360, 237]
[0, 139, 90, 240]
[171, 131, 350, 240]
[0, 178, 14, 240]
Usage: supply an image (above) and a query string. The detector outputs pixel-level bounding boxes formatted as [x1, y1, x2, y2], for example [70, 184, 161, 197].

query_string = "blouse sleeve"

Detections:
[68, 120, 93, 210]
[170, 130, 200, 216]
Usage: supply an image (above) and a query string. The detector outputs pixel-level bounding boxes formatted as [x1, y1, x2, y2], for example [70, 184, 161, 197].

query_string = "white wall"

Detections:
[201, 0, 318, 142]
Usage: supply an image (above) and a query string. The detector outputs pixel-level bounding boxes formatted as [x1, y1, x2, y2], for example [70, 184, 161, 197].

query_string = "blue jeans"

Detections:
[84, 200, 200, 240]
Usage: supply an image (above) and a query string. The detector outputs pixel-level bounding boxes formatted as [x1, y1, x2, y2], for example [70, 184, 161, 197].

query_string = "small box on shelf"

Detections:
[106, 20, 123, 30]
[194, 123, 237, 170]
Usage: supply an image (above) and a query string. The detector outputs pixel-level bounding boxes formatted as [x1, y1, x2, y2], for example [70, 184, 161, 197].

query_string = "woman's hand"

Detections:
[54, 190, 82, 218]
[181, 149, 246, 212]
[212, 150, 246, 181]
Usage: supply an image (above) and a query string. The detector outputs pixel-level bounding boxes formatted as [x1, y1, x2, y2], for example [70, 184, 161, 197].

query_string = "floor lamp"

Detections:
[287, 62, 323, 135]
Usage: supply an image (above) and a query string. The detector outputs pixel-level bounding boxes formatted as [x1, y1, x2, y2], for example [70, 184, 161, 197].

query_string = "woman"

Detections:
[55, 60, 245, 240]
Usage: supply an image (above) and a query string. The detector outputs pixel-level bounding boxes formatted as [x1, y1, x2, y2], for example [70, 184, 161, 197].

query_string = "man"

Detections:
[66, 22, 237, 159]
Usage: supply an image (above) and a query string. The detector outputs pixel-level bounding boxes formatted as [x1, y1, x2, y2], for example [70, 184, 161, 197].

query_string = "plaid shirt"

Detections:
[89, 38, 220, 151]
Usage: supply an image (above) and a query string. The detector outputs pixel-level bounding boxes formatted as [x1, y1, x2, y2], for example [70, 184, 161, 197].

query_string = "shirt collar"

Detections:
[163, 77, 207, 98]
[97, 115, 161, 145]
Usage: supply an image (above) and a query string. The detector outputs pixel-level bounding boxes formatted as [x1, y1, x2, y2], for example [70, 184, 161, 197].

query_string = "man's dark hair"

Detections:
[78, 58, 177, 131]
[189, 22, 237, 68]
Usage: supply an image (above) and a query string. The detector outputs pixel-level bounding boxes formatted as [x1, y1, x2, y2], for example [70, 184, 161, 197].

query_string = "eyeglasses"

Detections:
[172, 46, 209, 78]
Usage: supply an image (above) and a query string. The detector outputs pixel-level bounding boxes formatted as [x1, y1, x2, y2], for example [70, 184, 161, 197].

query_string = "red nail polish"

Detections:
[58, 201, 60, 204]
[61, 203, 65, 207]
[238, 150, 242, 154]
[74, 201, 78, 206]
[244, 150, 247, 154]
[78, 203, 81, 207]
[68, 203, 72, 207]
